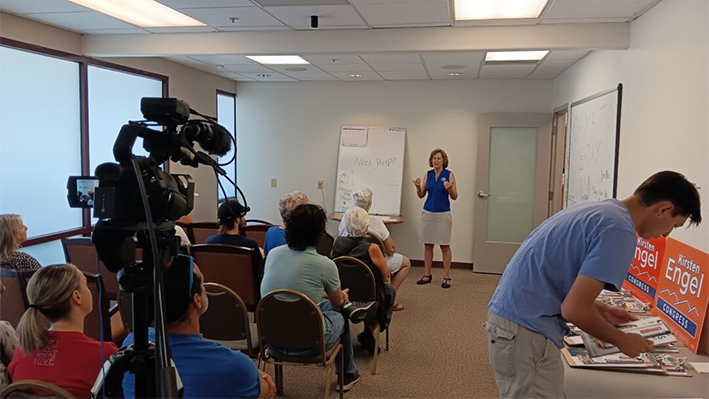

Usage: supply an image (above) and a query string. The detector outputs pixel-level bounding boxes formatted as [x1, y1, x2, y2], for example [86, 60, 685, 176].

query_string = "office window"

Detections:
[217, 92, 236, 199]
[0, 46, 83, 238]
[88, 65, 163, 175]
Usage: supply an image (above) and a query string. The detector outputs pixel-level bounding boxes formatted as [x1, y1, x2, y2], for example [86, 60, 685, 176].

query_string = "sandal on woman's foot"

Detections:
[393, 303, 405, 311]
[416, 275, 432, 285]
[441, 278, 452, 289]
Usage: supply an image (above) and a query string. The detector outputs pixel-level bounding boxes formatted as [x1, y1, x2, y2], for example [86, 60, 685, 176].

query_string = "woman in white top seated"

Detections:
[338, 188, 411, 311]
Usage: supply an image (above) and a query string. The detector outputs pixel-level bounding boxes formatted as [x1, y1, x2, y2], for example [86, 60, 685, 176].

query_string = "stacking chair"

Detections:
[187, 222, 219, 244]
[241, 222, 273, 248]
[365, 233, 386, 255]
[190, 244, 262, 311]
[116, 289, 133, 333]
[315, 232, 334, 257]
[200, 282, 258, 358]
[0, 268, 34, 328]
[62, 237, 119, 301]
[0, 380, 76, 399]
[332, 256, 388, 375]
[256, 289, 343, 399]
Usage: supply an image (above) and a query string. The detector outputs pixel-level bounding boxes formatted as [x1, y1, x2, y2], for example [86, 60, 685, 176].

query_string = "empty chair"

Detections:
[256, 289, 343, 399]
[187, 222, 220, 245]
[315, 232, 334, 257]
[82, 272, 124, 344]
[61, 237, 119, 301]
[0, 268, 34, 328]
[241, 223, 273, 249]
[200, 282, 258, 358]
[332, 256, 389, 375]
[0, 380, 76, 399]
[190, 244, 262, 311]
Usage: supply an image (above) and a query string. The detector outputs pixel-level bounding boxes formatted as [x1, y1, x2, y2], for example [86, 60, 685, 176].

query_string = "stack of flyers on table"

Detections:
[561, 346, 692, 377]
[564, 319, 678, 352]
[580, 317, 677, 357]
[597, 289, 651, 314]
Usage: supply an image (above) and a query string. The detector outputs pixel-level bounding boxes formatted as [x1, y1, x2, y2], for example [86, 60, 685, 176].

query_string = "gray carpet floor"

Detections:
[260, 268, 502, 398]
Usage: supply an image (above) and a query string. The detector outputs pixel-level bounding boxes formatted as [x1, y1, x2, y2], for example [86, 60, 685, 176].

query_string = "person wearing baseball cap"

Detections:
[206, 199, 264, 257]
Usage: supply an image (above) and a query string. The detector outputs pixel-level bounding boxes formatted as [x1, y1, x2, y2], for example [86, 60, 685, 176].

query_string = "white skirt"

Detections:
[420, 210, 452, 245]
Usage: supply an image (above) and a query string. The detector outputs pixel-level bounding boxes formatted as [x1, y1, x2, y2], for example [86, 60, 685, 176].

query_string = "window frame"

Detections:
[216, 89, 237, 200]
[0, 37, 168, 247]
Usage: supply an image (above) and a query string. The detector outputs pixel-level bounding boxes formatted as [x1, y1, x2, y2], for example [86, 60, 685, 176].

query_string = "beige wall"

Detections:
[235, 79, 554, 263]
[553, 0, 709, 251]
[0, 12, 236, 222]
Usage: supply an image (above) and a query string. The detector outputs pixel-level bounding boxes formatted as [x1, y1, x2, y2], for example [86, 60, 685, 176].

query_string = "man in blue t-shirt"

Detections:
[122, 258, 275, 399]
[486, 171, 702, 398]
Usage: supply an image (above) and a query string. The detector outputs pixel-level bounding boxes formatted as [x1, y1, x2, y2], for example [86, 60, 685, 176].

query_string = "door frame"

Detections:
[548, 104, 569, 216]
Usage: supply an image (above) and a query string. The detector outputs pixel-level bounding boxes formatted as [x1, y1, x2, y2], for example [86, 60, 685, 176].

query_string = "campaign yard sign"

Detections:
[652, 238, 709, 354]
[622, 236, 667, 305]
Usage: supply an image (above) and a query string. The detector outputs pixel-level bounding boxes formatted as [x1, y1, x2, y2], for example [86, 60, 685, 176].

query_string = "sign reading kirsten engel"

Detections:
[652, 238, 709, 353]
[622, 236, 667, 305]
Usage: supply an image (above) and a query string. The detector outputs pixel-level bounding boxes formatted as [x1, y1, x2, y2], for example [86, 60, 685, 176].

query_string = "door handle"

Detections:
[477, 191, 490, 198]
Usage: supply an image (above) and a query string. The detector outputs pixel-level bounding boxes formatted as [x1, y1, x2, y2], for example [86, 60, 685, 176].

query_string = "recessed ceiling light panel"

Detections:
[486, 51, 549, 62]
[446, 72, 463, 76]
[455, 0, 549, 21]
[66, 0, 206, 27]
[348, 74, 363, 78]
[246, 56, 309, 65]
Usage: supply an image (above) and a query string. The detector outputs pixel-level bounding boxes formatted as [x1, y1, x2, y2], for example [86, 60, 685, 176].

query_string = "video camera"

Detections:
[67, 97, 235, 398]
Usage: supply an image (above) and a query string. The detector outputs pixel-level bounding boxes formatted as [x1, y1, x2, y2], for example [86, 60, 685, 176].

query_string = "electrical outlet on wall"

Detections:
[271, 178, 277, 188]
[317, 180, 324, 190]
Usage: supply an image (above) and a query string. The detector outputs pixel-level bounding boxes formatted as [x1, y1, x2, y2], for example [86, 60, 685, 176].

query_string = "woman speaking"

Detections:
[413, 148, 458, 288]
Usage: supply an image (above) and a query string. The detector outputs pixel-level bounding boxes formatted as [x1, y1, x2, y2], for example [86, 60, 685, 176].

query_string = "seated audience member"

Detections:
[122, 258, 275, 399]
[261, 204, 370, 392]
[0, 214, 40, 270]
[264, 191, 309, 255]
[339, 188, 411, 310]
[9, 264, 118, 397]
[333, 206, 396, 354]
[0, 282, 20, 389]
[174, 225, 191, 247]
[206, 199, 264, 257]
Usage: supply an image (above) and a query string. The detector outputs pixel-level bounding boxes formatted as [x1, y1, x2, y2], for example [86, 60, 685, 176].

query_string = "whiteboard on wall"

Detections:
[565, 84, 623, 208]
[334, 126, 406, 215]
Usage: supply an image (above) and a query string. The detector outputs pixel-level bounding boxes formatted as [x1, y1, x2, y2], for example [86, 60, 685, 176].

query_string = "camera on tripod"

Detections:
[67, 97, 234, 398]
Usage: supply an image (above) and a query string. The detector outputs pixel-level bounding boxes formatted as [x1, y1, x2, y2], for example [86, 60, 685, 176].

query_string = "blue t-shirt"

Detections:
[122, 329, 261, 399]
[423, 169, 451, 212]
[264, 226, 286, 255]
[488, 199, 637, 348]
[205, 233, 259, 250]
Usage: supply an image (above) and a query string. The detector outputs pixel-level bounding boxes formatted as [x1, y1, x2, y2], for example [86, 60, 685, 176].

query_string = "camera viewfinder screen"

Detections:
[76, 179, 99, 207]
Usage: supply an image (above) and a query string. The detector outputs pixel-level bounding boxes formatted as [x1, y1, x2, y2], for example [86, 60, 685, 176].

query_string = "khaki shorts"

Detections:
[484, 310, 564, 399]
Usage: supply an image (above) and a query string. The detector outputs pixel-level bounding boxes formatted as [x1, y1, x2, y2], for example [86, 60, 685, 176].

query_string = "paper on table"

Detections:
[689, 362, 709, 374]
[374, 216, 396, 222]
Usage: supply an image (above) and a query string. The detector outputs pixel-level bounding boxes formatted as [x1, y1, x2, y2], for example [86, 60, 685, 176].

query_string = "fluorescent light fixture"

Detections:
[455, 0, 549, 20]
[446, 72, 463, 76]
[245, 56, 309, 65]
[348, 73, 363, 78]
[66, 0, 205, 27]
[486, 51, 549, 62]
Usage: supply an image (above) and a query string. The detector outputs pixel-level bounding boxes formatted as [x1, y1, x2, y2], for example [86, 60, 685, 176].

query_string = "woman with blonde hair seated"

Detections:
[0, 214, 40, 270]
[332, 206, 396, 354]
[8, 264, 118, 397]
[264, 191, 309, 255]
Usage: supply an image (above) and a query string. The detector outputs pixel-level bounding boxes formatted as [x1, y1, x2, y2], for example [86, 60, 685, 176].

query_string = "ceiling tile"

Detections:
[311, 63, 374, 72]
[543, 0, 657, 20]
[545, 50, 590, 61]
[378, 70, 430, 80]
[263, 5, 367, 29]
[351, 0, 450, 27]
[177, 6, 285, 27]
[238, 72, 296, 81]
[254, 0, 349, 5]
[188, 55, 258, 65]
[329, 71, 384, 81]
[426, 62, 480, 79]
[217, 25, 292, 31]
[22, 11, 138, 31]
[157, 0, 256, 8]
[223, 64, 281, 73]
[0, 0, 88, 14]
[360, 54, 421, 64]
[302, 54, 366, 65]
[370, 62, 425, 72]
[421, 51, 484, 64]
[479, 64, 537, 79]
[81, 28, 150, 35]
